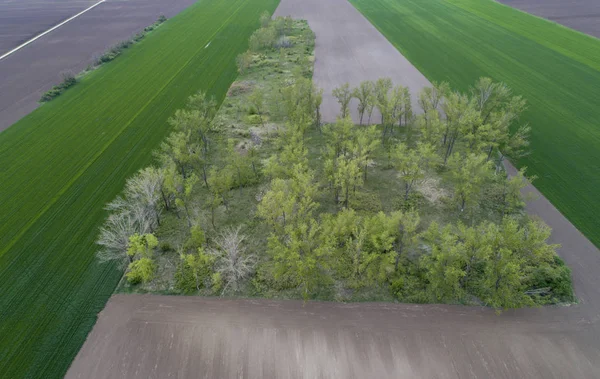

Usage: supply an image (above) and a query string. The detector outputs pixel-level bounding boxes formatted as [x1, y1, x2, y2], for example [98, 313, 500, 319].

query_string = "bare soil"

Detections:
[66, 294, 600, 379]
[274, 0, 431, 124]
[0, 0, 197, 131]
[66, 0, 600, 377]
[498, 0, 600, 39]
[0, 0, 98, 54]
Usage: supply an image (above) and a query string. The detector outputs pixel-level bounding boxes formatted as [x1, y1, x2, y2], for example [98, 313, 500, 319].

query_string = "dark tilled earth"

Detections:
[66, 0, 600, 377]
[0, 0, 197, 131]
[0, 0, 98, 54]
[499, 0, 600, 39]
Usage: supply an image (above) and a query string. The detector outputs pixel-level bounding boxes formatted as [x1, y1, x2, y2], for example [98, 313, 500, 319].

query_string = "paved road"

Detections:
[67, 0, 600, 377]
[0, 0, 197, 132]
[499, 0, 600, 39]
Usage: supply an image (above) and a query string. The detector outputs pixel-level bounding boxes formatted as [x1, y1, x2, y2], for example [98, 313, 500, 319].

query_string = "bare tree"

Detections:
[96, 210, 152, 268]
[209, 227, 257, 294]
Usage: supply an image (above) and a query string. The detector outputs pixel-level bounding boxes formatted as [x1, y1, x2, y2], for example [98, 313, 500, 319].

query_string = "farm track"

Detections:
[0, 0, 197, 131]
[68, 0, 600, 378]
[0, 0, 280, 377]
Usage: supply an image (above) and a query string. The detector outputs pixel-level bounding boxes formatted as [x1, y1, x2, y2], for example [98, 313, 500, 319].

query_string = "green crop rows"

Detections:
[0, 0, 278, 377]
[350, 0, 600, 247]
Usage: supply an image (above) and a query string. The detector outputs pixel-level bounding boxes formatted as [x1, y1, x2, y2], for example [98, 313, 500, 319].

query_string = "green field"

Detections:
[0, 0, 278, 377]
[349, 0, 600, 247]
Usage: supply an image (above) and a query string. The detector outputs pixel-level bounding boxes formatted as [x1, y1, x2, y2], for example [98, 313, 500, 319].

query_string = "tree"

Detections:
[124, 167, 164, 226]
[334, 154, 363, 208]
[126, 258, 156, 284]
[499, 167, 531, 215]
[448, 153, 491, 213]
[225, 139, 252, 193]
[209, 226, 257, 294]
[267, 219, 334, 299]
[324, 115, 354, 158]
[353, 81, 373, 126]
[248, 87, 267, 128]
[236, 51, 253, 74]
[207, 166, 233, 228]
[393, 142, 438, 201]
[264, 129, 308, 179]
[332, 83, 352, 119]
[440, 91, 478, 164]
[353, 125, 380, 181]
[374, 77, 393, 128]
[391, 85, 405, 129]
[417, 81, 449, 113]
[124, 233, 158, 284]
[171, 173, 198, 228]
[257, 178, 296, 232]
[421, 222, 465, 302]
[176, 247, 215, 292]
[155, 131, 196, 178]
[389, 210, 420, 272]
[313, 86, 324, 131]
[259, 10, 271, 28]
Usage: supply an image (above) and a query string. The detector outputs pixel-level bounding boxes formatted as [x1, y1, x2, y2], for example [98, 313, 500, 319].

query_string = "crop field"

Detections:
[0, 0, 279, 377]
[349, 0, 600, 248]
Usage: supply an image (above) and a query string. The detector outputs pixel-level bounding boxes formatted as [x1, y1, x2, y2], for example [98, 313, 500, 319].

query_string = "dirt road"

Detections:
[0, 0, 196, 132]
[498, 0, 600, 39]
[67, 0, 600, 377]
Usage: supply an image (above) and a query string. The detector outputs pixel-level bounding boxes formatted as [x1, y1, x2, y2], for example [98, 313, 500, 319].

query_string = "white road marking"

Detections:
[205, 41, 211, 48]
[0, 0, 107, 61]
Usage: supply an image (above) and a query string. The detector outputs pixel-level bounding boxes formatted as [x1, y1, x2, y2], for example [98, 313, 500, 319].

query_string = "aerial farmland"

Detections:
[1, 0, 599, 378]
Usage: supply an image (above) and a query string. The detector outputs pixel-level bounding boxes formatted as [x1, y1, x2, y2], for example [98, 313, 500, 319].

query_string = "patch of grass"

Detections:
[349, 0, 600, 247]
[0, 0, 279, 377]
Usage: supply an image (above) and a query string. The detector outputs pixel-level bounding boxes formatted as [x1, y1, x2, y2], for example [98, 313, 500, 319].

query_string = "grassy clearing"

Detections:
[0, 0, 279, 377]
[349, 0, 600, 247]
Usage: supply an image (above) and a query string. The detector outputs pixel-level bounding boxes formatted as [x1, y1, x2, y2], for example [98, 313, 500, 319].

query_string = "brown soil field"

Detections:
[66, 0, 600, 377]
[0, 0, 196, 132]
[0, 0, 98, 54]
[274, 0, 430, 124]
[499, 0, 600, 39]
[67, 295, 600, 379]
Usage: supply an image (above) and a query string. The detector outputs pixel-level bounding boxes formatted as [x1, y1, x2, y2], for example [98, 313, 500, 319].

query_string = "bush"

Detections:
[40, 72, 77, 102]
[274, 36, 292, 49]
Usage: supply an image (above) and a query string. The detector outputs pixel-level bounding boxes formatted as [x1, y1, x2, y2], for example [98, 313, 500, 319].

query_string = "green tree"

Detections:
[421, 223, 465, 302]
[268, 219, 334, 299]
[393, 142, 438, 201]
[176, 247, 215, 292]
[334, 154, 363, 208]
[259, 10, 271, 28]
[448, 153, 491, 213]
[207, 167, 233, 228]
[236, 50, 253, 74]
[353, 125, 380, 181]
[332, 83, 352, 119]
[353, 81, 373, 126]
[155, 131, 196, 178]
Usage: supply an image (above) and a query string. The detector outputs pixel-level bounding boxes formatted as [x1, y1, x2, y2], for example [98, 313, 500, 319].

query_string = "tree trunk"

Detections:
[161, 190, 170, 211]
[202, 164, 209, 189]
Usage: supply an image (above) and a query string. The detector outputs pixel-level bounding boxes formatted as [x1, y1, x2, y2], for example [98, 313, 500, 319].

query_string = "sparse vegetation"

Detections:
[103, 18, 573, 310]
